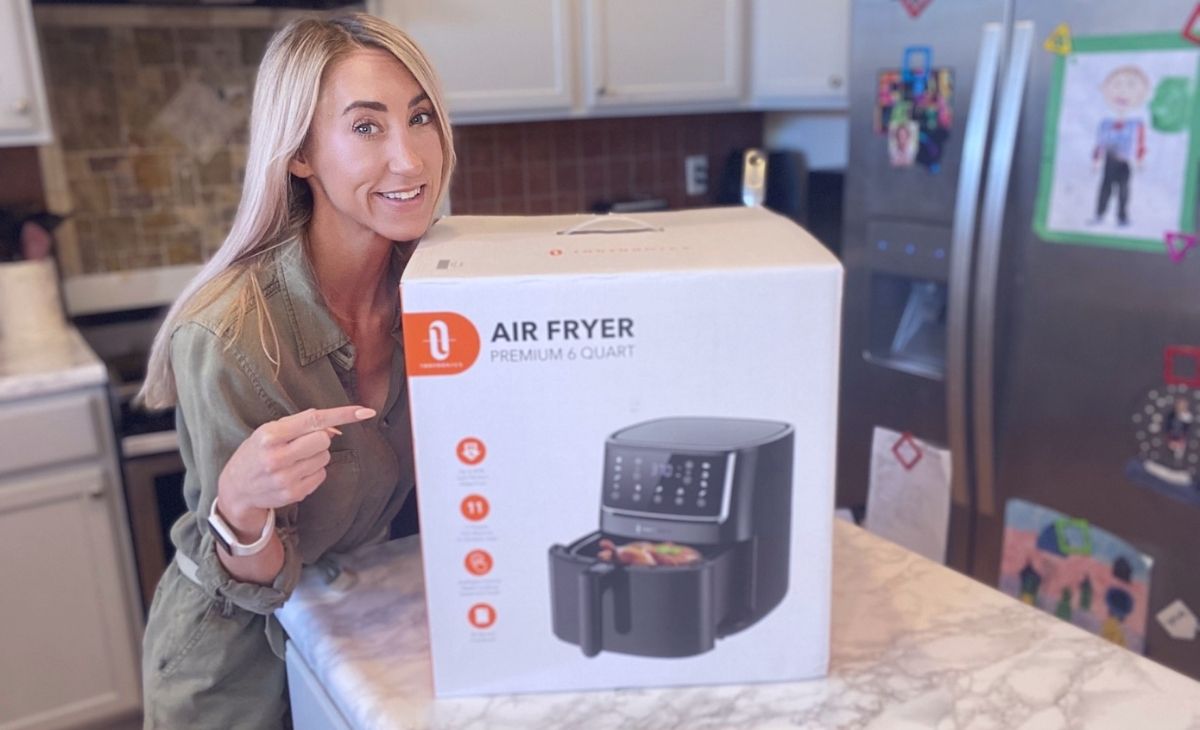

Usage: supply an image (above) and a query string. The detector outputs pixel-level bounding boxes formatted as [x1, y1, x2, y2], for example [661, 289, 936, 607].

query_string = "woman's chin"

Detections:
[376, 217, 434, 243]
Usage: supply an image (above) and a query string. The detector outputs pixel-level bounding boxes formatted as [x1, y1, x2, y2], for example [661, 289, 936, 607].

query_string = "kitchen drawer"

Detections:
[0, 390, 105, 477]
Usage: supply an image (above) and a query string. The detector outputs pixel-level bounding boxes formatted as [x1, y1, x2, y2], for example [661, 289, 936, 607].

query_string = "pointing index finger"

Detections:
[274, 406, 376, 440]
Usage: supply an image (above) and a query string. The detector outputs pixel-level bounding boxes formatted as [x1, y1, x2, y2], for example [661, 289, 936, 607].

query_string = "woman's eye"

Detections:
[353, 121, 380, 135]
[410, 111, 433, 126]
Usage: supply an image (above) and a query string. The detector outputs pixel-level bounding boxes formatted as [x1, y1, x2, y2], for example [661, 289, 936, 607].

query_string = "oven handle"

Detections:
[578, 561, 616, 658]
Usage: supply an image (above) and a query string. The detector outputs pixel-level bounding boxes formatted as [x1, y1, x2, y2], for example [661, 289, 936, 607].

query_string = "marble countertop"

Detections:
[278, 521, 1200, 730]
[0, 327, 107, 402]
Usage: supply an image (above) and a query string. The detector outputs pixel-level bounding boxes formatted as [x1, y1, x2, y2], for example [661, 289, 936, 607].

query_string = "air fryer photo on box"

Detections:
[401, 207, 843, 697]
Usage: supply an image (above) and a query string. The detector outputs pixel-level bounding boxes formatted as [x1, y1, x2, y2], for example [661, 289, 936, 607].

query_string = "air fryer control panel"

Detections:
[602, 446, 730, 520]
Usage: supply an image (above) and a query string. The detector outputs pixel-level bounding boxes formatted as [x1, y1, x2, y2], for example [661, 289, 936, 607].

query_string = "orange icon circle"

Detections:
[465, 549, 493, 576]
[468, 602, 496, 629]
[460, 494, 490, 521]
[457, 437, 487, 465]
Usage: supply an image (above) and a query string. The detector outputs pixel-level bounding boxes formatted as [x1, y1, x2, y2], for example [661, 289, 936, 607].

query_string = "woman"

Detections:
[137, 14, 454, 728]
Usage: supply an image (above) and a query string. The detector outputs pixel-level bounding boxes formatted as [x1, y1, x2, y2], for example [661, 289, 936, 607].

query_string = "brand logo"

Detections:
[428, 320, 451, 361]
[402, 312, 481, 376]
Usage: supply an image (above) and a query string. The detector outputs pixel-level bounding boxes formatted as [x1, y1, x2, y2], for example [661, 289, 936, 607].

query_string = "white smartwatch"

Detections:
[207, 499, 276, 557]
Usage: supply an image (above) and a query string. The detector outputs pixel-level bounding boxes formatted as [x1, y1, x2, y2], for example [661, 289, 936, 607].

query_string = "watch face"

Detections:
[207, 515, 234, 554]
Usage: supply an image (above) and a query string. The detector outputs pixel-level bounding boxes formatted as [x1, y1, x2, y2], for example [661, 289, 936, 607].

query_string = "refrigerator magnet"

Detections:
[1033, 33, 1200, 254]
[1125, 375, 1200, 507]
[899, 0, 933, 20]
[1157, 599, 1199, 640]
[1044, 23, 1073, 56]
[1183, 4, 1200, 46]
[1000, 499, 1153, 654]
[1164, 345, 1200, 387]
[891, 431, 924, 470]
[901, 46, 933, 95]
[1163, 231, 1198, 262]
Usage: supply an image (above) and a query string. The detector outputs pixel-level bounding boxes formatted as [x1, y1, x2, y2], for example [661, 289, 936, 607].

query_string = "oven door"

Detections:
[121, 432, 186, 612]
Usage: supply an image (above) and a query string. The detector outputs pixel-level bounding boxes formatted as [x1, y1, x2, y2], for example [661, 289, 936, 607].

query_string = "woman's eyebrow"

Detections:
[341, 94, 429, 115]
[342, 100, 387, 114]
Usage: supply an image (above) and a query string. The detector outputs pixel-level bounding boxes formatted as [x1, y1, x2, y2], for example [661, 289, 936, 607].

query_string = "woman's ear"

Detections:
[289, 148, 313, 179]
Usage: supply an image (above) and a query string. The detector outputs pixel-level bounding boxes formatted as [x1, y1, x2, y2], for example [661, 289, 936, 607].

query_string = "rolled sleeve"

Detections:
[171, 321, 303, 615]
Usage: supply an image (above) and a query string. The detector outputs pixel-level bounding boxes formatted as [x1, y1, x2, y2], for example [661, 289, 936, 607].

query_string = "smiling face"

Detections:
[1101, 66, 1151, 115]
[289, 47, 444, 245]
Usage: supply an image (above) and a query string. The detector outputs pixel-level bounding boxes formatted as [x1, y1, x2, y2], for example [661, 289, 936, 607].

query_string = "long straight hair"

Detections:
[138, 14, 455, 409]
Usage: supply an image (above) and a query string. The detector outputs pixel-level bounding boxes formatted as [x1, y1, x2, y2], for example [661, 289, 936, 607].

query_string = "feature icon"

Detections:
[457, 437, 487, 465]
[461, 494, 490, 522]
[468, 602, 496, 629]
[465, 549, 493, 576]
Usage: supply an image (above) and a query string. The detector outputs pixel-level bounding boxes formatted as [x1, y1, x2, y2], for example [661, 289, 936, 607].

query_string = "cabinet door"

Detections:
[0, 0, 52, 145]
[0, 464, 141, 730]
[750, 0, 849, 109]
[584, 0, 744, 110]
[368, 0, 573, 120]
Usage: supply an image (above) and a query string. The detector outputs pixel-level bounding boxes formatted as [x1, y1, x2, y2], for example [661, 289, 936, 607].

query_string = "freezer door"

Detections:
[979, 0, 1200, 680]
[839, 0, 1004, 571]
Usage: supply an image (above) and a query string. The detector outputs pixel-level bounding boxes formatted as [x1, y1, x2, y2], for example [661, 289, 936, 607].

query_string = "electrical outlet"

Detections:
[684, 155, 708, 197]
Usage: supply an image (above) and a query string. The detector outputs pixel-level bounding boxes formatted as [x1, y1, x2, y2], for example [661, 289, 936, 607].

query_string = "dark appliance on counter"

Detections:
[549, 417, 794, 658]
[717, 148, 810, 224]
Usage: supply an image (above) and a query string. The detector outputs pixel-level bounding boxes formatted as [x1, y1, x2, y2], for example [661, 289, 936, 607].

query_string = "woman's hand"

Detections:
[215, 405, 376, 539]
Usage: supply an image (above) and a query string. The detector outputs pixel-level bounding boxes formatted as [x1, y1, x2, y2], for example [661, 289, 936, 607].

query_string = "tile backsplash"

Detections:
[449, 114, 763, 216]
[34, 8, 762, 276]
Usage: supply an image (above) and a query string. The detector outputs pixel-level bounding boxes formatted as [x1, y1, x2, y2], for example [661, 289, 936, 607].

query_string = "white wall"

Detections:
[764, 111, 848, 170]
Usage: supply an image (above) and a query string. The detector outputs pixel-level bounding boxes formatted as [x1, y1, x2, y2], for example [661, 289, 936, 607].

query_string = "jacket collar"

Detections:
[274, 237, 407, 367]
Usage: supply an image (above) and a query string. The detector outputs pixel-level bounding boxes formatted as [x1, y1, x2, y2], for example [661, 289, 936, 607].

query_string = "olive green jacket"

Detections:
[168, 238, 415, 616]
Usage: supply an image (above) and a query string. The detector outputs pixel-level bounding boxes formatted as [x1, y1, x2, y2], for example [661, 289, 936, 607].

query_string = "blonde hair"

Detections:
[139, 13, 455, 409]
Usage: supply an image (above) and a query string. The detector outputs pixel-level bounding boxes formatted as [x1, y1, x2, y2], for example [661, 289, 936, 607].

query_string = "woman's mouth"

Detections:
[377, 186, 424, 206]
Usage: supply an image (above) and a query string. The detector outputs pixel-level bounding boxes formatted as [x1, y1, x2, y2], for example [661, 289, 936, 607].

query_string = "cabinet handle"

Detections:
[828, 75, 844, 89]
[14, 98, 31, 115]
[597, 86, 607, 97]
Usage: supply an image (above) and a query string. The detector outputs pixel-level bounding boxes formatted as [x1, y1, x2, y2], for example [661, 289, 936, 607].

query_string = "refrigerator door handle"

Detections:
[971, 21, 1035, 517]
[946, 23, 1004, 511]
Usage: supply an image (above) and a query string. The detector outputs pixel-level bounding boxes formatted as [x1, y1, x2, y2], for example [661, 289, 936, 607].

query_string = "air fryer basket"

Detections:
[549, 532, 749, 658]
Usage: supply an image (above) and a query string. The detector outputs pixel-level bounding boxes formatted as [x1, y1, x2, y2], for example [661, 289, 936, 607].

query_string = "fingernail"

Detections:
[354, 408, 376, 420]
[325, 427, 343, 436]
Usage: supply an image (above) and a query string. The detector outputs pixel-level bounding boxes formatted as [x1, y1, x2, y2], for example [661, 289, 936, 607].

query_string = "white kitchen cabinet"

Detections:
[0, 0, 53, 145]
[750, 0, 849, 109]
[367, 0, 574, 121]
[583, 0, 744, 111]
[0, 389, 142, 730]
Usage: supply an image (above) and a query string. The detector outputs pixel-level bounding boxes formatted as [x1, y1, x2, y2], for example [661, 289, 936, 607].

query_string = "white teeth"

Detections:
[382, 187, 421, 201]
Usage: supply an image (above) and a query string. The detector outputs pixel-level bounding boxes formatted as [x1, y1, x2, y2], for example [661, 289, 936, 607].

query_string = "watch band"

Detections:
[207, 498, 276, 557]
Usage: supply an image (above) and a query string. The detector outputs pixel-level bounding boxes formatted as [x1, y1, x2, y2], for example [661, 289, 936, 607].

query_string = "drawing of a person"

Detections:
[1091, 65, 1151, 227]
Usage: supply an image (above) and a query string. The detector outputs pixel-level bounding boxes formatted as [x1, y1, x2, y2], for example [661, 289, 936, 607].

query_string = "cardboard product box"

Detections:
[401, 206, 843, 697]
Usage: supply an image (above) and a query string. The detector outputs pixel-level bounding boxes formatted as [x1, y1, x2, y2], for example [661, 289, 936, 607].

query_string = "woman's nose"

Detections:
[388, 134, 424, 175]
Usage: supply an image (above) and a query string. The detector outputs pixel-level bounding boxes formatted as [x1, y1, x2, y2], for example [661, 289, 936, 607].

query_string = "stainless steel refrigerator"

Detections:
[839, 0, 1200, 680]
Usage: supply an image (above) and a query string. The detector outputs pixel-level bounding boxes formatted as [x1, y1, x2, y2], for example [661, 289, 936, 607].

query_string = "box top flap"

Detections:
[403, 207, 840, 281]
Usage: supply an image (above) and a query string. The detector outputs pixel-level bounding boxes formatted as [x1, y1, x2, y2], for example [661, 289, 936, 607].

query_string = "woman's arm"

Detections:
[171, 322, 369, 611]
[213, 406, 374, 585]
